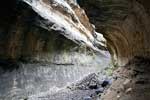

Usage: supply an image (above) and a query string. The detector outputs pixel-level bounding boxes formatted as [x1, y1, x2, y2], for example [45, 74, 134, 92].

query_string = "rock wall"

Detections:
[79, 0, 150, 65]
[0, 0, 149, 66]
[78, 0, 150, 100]
[0, 0, 150, 99]
[0, 2, 78, 61]
[0, 1, 111, 99]
[0, 0, 108, 61]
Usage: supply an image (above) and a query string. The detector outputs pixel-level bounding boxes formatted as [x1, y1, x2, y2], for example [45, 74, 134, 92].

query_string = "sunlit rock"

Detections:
[22, 0, 107, 55]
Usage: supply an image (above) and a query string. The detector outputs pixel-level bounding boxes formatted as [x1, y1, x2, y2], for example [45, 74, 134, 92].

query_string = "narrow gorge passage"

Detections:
[0, 1, 112, 99]
[0, 0, 150, 100]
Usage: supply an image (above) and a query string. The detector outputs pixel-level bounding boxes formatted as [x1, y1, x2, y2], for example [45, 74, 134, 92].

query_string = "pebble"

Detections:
[89, 84, 98, 89]
[123, 79, 131, 86]
[89, 80, 98, 89]
[117, 95, 120, 98]
[83, 96, 92, 100]
[101, 80, 110, 87]
[125, 88, 132, 94]
[95, 87, 104, 94]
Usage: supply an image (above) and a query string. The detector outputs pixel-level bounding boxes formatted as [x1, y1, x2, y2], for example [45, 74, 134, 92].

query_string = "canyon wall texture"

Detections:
[0, 1, 111, 99]
[0, 0, 107, 61]
[1, 0, 150, 66]
[79, 0, 150, 65]
[0, 0, 150, 100]
[0, 1, 84, 61]
[78, 0, 150, 100]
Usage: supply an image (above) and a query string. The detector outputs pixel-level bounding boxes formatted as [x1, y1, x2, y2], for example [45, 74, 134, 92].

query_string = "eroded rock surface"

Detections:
[0, 0, 150, 100]
[79, 0, 150, 65]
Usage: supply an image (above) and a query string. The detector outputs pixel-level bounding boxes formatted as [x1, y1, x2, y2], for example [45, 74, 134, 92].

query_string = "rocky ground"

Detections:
[0, 57, 112, 100]
[29, 73, 112, 100]
[101, 57, 150, 100]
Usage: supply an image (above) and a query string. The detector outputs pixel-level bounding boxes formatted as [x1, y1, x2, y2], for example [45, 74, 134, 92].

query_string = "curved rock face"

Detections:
[79, 0, 150, 65]
[17, 0, 150, 65]
[0, 0, 150, 99]
[77, 1, 150, 100]
[0, 1, 112, 99]
[1, 0, 150, 65]
[22, 0, 107, 54]
[0, 0, 107, 61]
